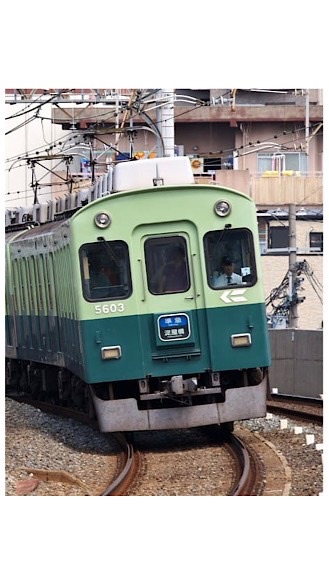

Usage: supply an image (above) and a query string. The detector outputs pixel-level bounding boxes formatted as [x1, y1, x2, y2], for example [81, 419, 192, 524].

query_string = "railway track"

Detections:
[102, 424, 285, 496]
[7, 393, 321, 496]
[101, 434, 142, 496]
[226, 433, 264, 496]
[103, 428, 274, 496]
[125, 424, 289, 496]
[266, 395, 323, 425]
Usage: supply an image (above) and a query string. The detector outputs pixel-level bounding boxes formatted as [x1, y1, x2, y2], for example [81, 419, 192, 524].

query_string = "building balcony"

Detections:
[203, 170, 323, 206]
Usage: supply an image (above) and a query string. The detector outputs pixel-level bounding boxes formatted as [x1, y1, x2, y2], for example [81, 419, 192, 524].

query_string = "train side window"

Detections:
[145, 236, 190, 295]
[80, 240, 132, 301]
[203, 228, 257, 289]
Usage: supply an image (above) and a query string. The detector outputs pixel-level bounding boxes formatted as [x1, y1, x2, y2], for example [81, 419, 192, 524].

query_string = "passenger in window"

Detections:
[156, 246, 189, 293]
[89, 257, 112, 298]
[213, 257, 242, 287]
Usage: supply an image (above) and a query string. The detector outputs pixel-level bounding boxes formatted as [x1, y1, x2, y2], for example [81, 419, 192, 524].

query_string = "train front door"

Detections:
[132, 224, 203, 375]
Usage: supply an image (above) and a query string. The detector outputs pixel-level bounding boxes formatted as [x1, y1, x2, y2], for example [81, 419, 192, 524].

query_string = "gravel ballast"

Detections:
[4, 397, 323, 496]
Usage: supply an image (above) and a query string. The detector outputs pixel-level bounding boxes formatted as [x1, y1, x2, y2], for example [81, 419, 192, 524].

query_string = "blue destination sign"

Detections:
[157, 313, 190, 342]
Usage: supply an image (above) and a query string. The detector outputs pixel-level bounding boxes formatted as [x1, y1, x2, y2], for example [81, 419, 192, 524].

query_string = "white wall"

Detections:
[5, 103, 69, 207]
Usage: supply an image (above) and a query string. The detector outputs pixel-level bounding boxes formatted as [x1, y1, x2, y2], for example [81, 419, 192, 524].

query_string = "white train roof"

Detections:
[112, 155, 194, 191]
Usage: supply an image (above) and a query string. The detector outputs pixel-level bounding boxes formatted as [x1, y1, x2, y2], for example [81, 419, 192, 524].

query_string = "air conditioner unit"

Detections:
[189, 156, 204, 174]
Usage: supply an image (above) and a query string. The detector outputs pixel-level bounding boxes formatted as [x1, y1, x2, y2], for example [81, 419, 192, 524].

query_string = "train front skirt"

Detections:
[90, 376, 267, 432]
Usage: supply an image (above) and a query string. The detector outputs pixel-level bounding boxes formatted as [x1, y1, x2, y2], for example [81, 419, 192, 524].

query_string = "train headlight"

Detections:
[231, 333, 251, 347]
[214, 200, 231, 217]
[95, 212, 111, 229]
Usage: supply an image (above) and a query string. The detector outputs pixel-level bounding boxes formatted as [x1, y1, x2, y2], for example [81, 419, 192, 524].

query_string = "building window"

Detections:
[203, 158, 221, 172]
[310, 231, 323, 251]
[269, 226, 289, 249]
[258, 219, 268, 253]
[258, 152, 308, 174]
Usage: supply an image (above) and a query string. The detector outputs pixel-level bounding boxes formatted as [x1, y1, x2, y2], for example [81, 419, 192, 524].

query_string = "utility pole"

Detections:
[156, 89, 175, 157]
[305, 88, 309, 163]
[288, 203, 298, 327]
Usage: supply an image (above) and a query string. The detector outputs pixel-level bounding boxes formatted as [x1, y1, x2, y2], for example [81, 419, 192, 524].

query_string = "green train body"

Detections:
[5, 156, 271, 431]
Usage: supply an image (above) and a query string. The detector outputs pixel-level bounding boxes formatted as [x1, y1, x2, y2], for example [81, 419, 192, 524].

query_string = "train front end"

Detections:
[71, 157, 271, 431]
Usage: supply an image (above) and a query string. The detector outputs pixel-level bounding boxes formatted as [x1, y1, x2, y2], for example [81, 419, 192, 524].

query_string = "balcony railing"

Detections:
[210, 170, 323, 206]
[251, 173, 323, 205]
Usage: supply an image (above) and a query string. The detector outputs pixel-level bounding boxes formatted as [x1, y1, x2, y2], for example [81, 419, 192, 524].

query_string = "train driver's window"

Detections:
[145, 236, 190, 294]
[203, 228, 257, 289]
[79, 241, 132, 301]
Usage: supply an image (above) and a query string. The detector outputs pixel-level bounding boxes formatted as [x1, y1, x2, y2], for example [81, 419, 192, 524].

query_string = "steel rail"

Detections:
[227, 434, 255, 496]
[101, 439, 136, 496]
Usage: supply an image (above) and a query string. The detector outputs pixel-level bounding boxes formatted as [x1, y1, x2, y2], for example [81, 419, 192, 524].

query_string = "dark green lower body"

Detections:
[6, 303, 271, 384]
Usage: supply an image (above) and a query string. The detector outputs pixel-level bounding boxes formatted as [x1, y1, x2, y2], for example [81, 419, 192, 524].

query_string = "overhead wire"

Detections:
[4, 89, 323, 205]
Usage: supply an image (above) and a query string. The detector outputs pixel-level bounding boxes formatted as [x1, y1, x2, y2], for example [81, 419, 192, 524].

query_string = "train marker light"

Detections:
[214, 200, 231, 217]
[231, 333, 251, 347]
[101, 345, 122, 359]
[95, 212, 111, 228]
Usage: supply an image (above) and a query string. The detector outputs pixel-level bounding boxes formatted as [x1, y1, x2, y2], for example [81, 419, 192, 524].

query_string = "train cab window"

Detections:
[145, 236, 190, 295]
[204, 228, 257, 289]
[80, 241, 132, 301]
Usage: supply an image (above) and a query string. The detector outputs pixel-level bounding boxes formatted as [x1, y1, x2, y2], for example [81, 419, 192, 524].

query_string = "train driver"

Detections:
[213, 256, 242, 287]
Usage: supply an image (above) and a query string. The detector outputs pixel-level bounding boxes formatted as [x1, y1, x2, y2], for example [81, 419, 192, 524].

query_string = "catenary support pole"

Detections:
[288, 203, 298, 327]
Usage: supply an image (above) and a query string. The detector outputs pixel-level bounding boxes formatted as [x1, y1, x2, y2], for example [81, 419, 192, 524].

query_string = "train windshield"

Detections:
[204, 228, 257, 288]
[144, 236, 190, 295]
[79, 241, 132, 301]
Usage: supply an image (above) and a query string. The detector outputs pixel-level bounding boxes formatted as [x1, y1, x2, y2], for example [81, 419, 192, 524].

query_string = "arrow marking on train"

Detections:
[220, 289, 247, 303]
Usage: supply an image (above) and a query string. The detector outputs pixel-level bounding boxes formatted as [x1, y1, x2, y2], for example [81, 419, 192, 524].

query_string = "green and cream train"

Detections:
[5, 156, 271, 432]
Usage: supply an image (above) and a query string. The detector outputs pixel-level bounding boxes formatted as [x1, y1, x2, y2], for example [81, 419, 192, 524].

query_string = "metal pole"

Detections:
[288, 203, 298, 327]
[156, 94, 162, 155]
[157, 89, 175, 157]
[305, 88, 309, 157]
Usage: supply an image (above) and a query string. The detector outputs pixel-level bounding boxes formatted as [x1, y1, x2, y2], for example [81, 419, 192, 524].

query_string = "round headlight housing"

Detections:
[94, 212, 111, 229]
[214, 200, 231, 217]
